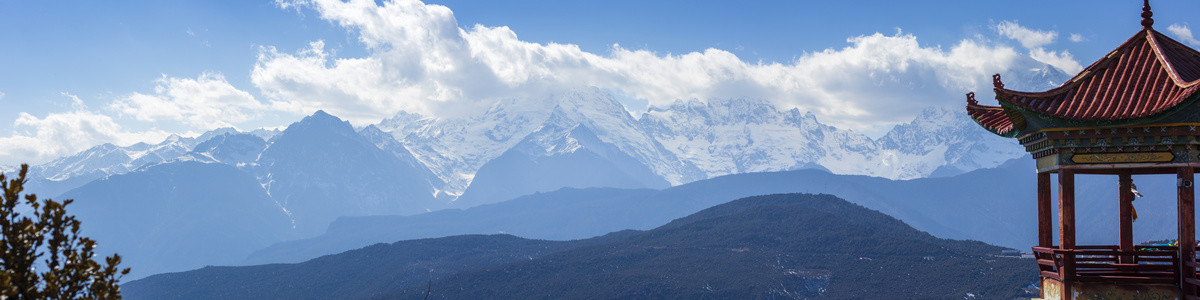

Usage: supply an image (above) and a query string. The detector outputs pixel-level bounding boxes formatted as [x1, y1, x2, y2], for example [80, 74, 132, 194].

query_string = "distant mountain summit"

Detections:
[877, 106, 1027, 178]
[1004, 59, 1074, 92]
[455, 111, 670, 207]
[190, 133, 267, 166]
[255, 110, 439, 235]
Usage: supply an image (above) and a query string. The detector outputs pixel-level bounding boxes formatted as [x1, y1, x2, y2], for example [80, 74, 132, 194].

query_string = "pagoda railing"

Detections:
[1189, 257, 1200, 300]
[1033, 245, 1179, 285]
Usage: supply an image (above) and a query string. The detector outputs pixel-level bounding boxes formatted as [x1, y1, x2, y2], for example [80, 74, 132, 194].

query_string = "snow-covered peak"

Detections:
[292, 110, 350, 130]
[641, 97, 873, 178]
[193, 127, 240, 146]
[513, 120, 585, 157]
[191, 133, 268, 166]
[31, 132, 203, 183]
[878, 107, 965, 149]
[375, 87, 698, 193]
[1002, 61, 1073, 92]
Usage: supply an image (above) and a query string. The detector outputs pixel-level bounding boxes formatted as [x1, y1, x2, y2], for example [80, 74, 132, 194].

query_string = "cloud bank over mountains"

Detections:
[257, 0, 1041, 129]
[0, 0, 1089, 166]
[111, 73, 269, 130]
[0, 110, 172, 168]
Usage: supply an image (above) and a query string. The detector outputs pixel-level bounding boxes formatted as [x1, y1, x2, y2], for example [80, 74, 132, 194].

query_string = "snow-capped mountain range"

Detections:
[14, 63, 1069, 206]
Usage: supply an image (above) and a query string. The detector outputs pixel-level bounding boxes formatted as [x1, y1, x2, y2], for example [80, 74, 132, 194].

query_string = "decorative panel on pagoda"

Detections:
[1021, 125, 1200, 172]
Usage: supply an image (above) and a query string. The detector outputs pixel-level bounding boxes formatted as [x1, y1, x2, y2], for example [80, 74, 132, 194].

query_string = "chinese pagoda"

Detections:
[965, 1, 1200, 299]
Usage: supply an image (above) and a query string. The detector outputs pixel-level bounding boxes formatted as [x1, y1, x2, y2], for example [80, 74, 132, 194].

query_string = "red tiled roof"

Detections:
[994, 29, 1200, 121]
[966, 101, 1015, 136]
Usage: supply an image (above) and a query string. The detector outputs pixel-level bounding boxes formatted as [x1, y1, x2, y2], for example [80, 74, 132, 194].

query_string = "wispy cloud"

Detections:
[1168, 24, 1200, 46]
[1030, 49, 1083, 74]
[60, 92, 87, 110]
[995, 20, 1057, 49]
[992, 20, 1080, 74]
[1068, 33, 1086, 43]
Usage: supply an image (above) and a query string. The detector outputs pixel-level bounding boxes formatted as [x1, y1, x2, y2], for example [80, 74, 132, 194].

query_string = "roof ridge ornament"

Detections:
[966, 92, 977, 106]
[1142, 0, 1154, 29]
[992, 74, 1004, 89]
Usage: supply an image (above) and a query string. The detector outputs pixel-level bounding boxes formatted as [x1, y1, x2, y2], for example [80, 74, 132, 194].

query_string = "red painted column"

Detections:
[1059, 168, 1076, 287]
[1119, 172, 1134, 264]
[1178, 166, 1196, 296]
[1039, 172, 1053, 247]
[1037, 172, 1055, 300]
[1059, 169, 1076, 249]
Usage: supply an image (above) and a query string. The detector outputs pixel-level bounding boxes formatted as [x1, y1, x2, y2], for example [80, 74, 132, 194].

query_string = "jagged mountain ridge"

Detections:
[375, 88, 701, 196]
[374, 63, 1068, 196]
[18, 127, 282, 198]
[453, 113, 671, 207]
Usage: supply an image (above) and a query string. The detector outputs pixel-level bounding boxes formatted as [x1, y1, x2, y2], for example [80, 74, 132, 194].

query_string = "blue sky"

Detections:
[1, 0, 1198, 165]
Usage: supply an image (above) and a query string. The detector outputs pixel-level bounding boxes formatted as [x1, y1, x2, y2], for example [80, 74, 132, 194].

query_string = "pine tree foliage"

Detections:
[0, 164, 129, 299]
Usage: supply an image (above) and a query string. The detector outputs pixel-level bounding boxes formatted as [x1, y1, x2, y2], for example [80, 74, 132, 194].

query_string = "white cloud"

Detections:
[0, 91, 5, 100]
[1168, 24, 1200, 45]
[992, 21, 1081, 75]
[995, 20, 1057, 49]
[60, 92, 87, 110]
[0, 111, 171, 166]
[1068, 33, 1086, 43]
[110, 72, 268, 130]
[257, 0, 1039, 131]
[1030, 48, 1083, 74]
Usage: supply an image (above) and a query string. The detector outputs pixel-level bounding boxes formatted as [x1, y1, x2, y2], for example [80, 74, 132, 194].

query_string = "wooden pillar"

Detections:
[1038, 172, 1053, 247]
[1059, 169, 1076, 249]
[1119, 172, 1134, 263]
[1059, 168, 1076, 287]
[1179, 166, 1196, 296]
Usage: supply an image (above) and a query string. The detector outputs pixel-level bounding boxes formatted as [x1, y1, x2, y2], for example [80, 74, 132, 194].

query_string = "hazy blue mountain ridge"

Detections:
[126, 194, 1034, 299]
[62, 161, 293, 279]
[243, 188, 657, 265]
[245, 156, 1199, 267]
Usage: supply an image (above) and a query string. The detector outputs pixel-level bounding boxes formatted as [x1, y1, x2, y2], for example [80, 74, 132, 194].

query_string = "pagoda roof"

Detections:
[966, 93, 1017, 137]
[993, 28, 1200, 122]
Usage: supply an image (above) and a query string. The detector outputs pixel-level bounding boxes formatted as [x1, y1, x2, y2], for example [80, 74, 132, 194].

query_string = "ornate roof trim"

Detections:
[965, 92, 1017, 137]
